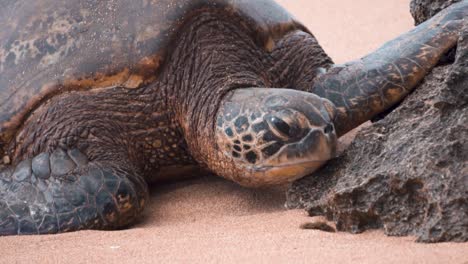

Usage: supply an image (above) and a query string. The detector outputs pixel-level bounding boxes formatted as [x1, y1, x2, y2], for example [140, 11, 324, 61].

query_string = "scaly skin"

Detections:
[0, 1, 466, 235]
[310, 1, 467, 136]
[0, 149, 147, 234]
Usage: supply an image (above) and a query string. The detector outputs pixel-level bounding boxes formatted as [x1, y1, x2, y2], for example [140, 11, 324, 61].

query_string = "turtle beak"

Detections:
[250, 127, 337, 185]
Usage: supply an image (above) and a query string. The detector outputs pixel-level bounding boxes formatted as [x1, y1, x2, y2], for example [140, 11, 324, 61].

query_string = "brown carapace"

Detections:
[0, 0, 466, 235]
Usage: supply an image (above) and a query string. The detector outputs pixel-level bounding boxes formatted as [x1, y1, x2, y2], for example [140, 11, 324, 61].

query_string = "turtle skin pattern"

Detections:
[310, 1, 467, 136]
[0, 148, 147, 234]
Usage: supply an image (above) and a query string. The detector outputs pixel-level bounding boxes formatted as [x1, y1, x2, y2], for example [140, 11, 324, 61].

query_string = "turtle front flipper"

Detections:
[0, 148, 148, 235]
[311, 1, 467, 136]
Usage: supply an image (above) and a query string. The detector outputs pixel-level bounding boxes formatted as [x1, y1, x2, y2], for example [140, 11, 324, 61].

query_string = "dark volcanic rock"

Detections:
[410, 0, 462, 25]
[287, 7, 468, 243]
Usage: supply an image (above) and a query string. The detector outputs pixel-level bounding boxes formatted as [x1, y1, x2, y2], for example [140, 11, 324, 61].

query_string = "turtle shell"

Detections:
[0, 0, 307, 152]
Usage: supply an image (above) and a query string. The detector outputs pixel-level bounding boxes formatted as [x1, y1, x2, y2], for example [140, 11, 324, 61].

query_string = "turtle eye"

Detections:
[324, 124, 334, 134]
[268, 116, 291, 138]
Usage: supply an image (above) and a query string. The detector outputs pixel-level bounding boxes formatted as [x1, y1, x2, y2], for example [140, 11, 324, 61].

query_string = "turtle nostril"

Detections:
[324, 124, 334, 134]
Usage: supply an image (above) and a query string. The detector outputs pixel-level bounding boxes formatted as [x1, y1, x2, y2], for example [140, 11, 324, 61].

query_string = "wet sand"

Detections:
[1, 1, 467, 263]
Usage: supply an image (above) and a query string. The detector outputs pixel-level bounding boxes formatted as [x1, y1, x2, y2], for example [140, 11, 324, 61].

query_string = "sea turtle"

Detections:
[0, 0, 466, 235]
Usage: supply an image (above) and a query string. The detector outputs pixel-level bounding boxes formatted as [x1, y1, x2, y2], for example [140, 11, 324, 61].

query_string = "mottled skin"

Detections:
[0, 0, 466, 235]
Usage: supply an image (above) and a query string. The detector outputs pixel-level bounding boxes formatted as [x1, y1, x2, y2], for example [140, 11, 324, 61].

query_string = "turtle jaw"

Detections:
[250, 160, 325, 186]
[247, 127, 337, 186]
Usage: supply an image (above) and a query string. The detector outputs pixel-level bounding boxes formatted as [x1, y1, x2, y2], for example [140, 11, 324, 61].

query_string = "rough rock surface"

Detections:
[287, 3, 468, 243]
[410, 0, 462, 25]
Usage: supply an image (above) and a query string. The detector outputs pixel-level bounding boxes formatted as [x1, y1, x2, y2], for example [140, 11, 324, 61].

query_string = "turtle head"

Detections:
[215, 88, 338, 187]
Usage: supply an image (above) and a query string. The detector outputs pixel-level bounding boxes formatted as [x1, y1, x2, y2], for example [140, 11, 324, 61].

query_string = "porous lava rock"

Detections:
[287, 2, 468, 243]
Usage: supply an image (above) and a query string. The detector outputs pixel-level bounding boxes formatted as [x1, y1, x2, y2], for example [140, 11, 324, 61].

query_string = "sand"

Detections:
[1, 1, 467, 263]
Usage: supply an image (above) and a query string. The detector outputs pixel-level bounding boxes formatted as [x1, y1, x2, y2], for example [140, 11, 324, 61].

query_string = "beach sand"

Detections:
[1, 1, 467, 263]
